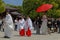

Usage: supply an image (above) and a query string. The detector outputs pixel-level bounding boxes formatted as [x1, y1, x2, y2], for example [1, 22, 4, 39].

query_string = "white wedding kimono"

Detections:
[24, 18, 33, 31]
[3, 14, 14, 37]
[40, 19, 48, 35]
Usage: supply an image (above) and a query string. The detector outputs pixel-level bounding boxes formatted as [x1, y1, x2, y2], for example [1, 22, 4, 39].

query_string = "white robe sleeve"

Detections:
[28, 19, 33, 30]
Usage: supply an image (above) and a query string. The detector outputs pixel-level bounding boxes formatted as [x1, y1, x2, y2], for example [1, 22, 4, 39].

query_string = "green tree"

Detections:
[0, 0, 5, 13]
[23, 0, 60, 19]
[23, 0, 42, 19]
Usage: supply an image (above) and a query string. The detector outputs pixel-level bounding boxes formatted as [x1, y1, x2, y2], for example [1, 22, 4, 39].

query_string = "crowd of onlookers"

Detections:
[14, 15, 60, 35]
[0, 15, 60, 34]
[33, 16, 60, 34]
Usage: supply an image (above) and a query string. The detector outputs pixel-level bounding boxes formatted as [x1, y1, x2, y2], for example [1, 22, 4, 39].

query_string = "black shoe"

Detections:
[4, 36, 10, 38]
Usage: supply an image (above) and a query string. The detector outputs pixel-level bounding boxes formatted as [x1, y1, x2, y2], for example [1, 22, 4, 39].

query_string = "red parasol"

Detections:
[36, 4, 53, 12]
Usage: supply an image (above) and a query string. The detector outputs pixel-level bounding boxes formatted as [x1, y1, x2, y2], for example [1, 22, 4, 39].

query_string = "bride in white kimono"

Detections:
[40, 15, 48, 35]
[3, 12, 14, 38]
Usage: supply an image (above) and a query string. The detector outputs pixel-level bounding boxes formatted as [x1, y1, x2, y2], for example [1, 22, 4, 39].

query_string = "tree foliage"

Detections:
[23, 0, 60, 19]
[0, 0, 5, 13]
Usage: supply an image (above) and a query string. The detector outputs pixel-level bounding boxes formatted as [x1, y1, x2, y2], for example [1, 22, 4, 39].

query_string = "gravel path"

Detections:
[0, 31, 60, 40]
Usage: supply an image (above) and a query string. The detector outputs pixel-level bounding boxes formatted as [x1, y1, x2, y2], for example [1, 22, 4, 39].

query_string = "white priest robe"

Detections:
[3, 14, 14, 37]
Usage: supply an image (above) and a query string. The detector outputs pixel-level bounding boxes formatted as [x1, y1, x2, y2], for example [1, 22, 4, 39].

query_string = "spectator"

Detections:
[14, 18, 18, 31]
[57, 18, 60, 33]
[0, 16, 3, 31]
[47, 17, 52, 34]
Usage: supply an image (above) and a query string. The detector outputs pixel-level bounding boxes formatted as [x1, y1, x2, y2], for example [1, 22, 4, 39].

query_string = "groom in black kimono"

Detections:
[35, 17, 42, 34]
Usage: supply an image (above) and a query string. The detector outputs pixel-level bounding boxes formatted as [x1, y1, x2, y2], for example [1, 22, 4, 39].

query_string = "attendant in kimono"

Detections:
[2, 11, 14, 38]
[17, 17, 25, 31]
[21, 16, 25, 28]
[17, 17, 22, 31]
[24, 16, 33, 32]
[40, 15, 48, 35]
